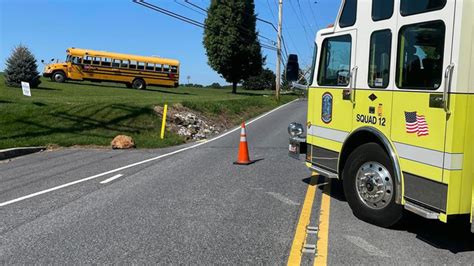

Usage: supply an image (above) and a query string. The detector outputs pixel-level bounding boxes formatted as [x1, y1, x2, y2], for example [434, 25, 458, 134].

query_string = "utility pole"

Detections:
[275, 0, 283, 101]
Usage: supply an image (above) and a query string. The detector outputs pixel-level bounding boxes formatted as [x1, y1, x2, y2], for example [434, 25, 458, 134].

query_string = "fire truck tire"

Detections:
[342, 143, 403, 228]
[52, 71, 66, 83]
[132, 78, 146, 90]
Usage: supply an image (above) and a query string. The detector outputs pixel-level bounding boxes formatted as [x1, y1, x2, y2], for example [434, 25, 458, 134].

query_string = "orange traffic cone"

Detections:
[234, 122, 254, 165]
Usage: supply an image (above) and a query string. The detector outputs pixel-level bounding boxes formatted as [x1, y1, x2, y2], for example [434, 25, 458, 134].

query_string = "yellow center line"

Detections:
[314, 182, 331, 266]
[287, 175, 318, 266]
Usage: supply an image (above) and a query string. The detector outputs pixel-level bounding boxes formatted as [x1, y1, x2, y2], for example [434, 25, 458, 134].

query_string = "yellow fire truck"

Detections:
[287, 0, 473, 232]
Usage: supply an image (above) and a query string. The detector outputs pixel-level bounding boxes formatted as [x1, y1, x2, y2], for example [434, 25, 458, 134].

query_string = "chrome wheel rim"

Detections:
[134, 81, 143, 89]
[54, 74, 63, 82]
[355, 161, 393, 209]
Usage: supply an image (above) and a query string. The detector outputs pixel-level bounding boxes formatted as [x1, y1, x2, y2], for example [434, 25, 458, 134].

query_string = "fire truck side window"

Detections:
[318, 35, 352, 86]
[401, 0, 446, 16]
[372, 0, 394, 21]
[396, 20, 446, 90]
[368, 30, 392, 88]
[339, 0, 357, 28]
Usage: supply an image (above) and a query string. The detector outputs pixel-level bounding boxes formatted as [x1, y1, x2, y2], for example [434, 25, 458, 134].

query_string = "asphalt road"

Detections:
[1, 99, 473, 264]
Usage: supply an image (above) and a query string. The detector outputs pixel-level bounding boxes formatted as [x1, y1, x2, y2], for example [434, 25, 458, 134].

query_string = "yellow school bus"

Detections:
[287, 0, 474, 232]
[43, 48, 180, 89]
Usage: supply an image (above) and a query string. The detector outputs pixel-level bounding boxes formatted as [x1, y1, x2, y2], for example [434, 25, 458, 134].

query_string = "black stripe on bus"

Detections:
[82, 69, 178, 81]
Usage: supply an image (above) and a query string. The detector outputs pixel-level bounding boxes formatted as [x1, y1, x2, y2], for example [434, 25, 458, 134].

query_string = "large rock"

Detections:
[111, 135, 135, 149]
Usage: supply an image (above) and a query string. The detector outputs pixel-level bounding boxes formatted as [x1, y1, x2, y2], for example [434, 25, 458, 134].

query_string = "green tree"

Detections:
[243, 68, 276, 90]
[4, 45, 41, 88]
[203, 0, 263, 94]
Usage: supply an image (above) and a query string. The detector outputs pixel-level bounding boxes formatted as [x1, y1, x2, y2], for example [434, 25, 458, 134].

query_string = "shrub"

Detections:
[242, 68, 276, 90]
[207, 82, 221, 88]
[4, 45, 41, 88]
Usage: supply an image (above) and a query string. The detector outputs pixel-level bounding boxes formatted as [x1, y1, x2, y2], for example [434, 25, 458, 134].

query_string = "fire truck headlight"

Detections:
[288, 122, 304, 137]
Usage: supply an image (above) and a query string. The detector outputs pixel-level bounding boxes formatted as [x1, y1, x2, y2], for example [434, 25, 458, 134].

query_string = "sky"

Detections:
[0, 0, 340, 86]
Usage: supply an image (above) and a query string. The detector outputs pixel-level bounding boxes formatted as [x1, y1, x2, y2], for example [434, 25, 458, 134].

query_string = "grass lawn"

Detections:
[0, 76, 297, 149]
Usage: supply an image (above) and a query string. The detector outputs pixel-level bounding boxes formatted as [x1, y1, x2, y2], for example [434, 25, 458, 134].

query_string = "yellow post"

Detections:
[160, 104, 168, 139]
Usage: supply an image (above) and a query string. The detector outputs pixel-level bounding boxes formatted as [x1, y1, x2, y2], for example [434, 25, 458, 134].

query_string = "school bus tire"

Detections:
[52, 71, 66, 83]
[342, 143, 403, 228]
[132, 78, 146, 90]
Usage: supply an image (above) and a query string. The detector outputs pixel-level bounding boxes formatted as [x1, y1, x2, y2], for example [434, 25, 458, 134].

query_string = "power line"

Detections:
[134, 0, 205, 27]
[174, 0, 207, 16]
[297, 0, 314, 30]
[306, 0, 321, 30]
[197, 0, 289, 58]
[184, 0, 289, 59]
[133, 0, 277, 52]
[183, 0, 277, 46]
[288, 0, 313, 52]
[184, 0, 207, 13]
[265, 0, 278, 24]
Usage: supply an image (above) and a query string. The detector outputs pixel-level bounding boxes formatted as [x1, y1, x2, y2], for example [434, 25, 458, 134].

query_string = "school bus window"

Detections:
[163, 65, 170, 72]
[112, 59, 121, 68]
[171, 66, 178, 73]
[368, 30, 391, 88]
[146, 63, 154, 71]
[102, 58, 112, 67]
[155, 64, 163, 72]
[92, 57, 101, 65]
[372, 0, 393, 21]
[83, 56, 92, 65]
[318, 35, 352, 86]
[396, 21, 445, 90]
[138, 62, 145, 70]
[339, 0, 357, 28]
[121, 60, 129, 68]
[70, 56, 80, 64]
[129, 60, 137, 69]
[401, 0, 446, 16]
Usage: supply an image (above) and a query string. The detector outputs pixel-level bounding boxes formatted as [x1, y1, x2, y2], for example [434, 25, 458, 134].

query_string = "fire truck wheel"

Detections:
[342, 143, 403, 227]
[132, 78, 146, 90]
[53, 71, 66, 83]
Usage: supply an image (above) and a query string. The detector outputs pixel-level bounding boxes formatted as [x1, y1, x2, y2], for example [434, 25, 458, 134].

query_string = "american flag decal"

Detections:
[405, 111, 429, 136]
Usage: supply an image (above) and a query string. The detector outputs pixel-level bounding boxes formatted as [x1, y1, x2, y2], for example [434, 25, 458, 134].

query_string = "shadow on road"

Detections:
[397, 212, 474, 253]
[301, 176, 474, 254]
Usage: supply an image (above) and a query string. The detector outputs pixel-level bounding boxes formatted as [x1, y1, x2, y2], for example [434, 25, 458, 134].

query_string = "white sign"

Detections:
[21, 81, 31, 97]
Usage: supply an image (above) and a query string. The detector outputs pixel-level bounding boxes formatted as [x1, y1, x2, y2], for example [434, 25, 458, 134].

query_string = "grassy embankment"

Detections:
[0, 76, 297, 149]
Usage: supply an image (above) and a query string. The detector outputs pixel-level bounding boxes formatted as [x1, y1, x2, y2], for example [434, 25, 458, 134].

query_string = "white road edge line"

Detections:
[0, 99, 300, 208]
[99, 174, 124, 184]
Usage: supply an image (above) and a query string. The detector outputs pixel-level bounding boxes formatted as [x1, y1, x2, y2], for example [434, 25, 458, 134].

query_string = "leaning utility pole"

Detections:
[275, 0, 283, 100]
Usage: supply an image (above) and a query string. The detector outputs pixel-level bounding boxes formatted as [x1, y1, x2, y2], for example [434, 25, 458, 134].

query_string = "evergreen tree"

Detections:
[4, 45, 41, 88]
[203, 0, 263, 94]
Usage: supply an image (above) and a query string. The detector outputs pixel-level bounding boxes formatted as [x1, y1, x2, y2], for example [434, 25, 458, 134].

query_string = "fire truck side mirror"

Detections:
[286, 54, 299, 82]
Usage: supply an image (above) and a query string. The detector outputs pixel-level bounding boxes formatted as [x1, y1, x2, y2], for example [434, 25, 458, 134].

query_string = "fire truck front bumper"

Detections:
[288, 136, 307, 160]
[288, 122, 307, 160]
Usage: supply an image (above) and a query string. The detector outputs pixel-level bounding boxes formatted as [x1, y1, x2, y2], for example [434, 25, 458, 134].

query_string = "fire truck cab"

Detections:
[287, 0, 474, 232]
